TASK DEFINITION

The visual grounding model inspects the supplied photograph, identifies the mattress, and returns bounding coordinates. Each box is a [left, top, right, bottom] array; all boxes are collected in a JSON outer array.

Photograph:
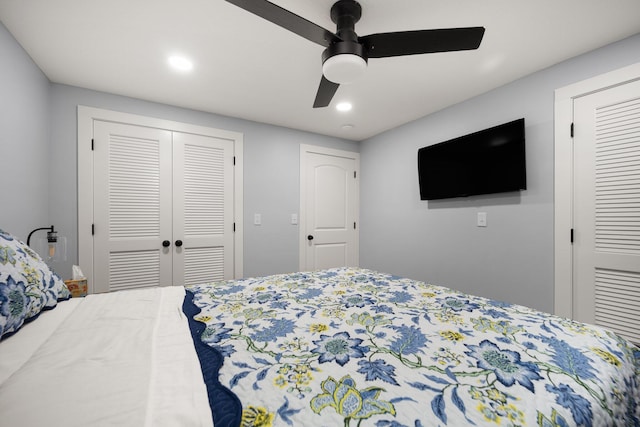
[[1, 268, 639, 427]]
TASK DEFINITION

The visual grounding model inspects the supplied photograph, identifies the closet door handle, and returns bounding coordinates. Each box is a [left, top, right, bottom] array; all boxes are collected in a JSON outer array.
[[175, 240, 183, 247], [307, 235, 314, 241], [162, 240, 171, 247]]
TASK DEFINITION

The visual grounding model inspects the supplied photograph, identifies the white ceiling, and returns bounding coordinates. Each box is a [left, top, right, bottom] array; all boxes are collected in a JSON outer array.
[[1, 0, 639, 141]]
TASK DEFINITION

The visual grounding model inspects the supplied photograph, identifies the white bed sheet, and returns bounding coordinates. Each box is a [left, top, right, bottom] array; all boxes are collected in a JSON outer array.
[[0, 286, 213, 427], [0, 297, 82, 384]]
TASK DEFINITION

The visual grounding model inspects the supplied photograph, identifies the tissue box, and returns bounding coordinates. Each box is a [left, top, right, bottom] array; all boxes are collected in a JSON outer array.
[[64, 279, 88, 298]]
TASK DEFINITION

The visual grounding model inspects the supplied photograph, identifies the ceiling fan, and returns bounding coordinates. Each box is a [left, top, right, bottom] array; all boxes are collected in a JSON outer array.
[[225, 0, 485, 108]]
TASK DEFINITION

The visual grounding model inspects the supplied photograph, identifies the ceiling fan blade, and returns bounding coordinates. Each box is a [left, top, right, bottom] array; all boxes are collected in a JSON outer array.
[[361, 27, 485, 58], [225, 0, 338, 47], [313, 75, 340, 108]]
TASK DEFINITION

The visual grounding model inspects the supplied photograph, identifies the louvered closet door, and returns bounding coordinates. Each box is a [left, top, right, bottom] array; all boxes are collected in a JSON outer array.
[[172, 132, 234, 286], [93, 121, 173, 293], [573, 79, 640, 344]]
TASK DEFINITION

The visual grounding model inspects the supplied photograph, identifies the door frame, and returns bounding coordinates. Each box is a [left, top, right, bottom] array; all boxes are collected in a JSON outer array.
[[554, 62, 640, 318], [299, 144, 360, 271], [77, 106, 244, 293]]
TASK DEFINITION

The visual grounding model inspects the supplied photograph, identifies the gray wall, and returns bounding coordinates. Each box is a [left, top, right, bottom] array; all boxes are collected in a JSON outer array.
[[360, 33, 640, 313], [48, 84, 358, 279], [0, 18, 358, 279], [0, 22, 51, 240], [3, 16, 640, 313]]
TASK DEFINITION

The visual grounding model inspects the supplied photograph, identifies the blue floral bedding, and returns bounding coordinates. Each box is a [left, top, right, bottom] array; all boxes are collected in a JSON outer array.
[[184, 268, 640, 427]]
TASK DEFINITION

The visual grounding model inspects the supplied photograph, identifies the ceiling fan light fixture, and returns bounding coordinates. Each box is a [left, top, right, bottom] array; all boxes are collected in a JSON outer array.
[[322, 53, 367, 84]]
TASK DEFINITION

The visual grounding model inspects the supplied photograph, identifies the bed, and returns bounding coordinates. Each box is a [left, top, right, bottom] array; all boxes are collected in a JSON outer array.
[[1, 228, 639, 426]]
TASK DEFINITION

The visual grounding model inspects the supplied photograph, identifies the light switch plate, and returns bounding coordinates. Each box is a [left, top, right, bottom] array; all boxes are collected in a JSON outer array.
[[477, 212, 487, 227], [254, 213, 261, 225]]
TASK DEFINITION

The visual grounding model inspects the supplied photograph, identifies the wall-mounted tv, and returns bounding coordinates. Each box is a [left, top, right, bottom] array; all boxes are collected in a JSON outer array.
[[418, 118, 526, 200]]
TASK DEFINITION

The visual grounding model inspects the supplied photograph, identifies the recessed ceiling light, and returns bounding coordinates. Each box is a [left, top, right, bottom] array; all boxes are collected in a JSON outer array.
[[336, 102, 352, 112], [168, 55, 193, 72]]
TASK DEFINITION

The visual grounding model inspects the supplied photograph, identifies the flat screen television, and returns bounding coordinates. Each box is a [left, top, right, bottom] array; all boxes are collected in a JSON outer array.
[[418, 118, 526, 200]]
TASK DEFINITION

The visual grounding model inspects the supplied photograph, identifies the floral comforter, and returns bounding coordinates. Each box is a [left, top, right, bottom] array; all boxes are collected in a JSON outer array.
[[185, 268, 640, 427]]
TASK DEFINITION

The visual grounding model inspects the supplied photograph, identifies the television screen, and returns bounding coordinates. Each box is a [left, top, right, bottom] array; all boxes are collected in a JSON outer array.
[[418, 118, 526, 200]]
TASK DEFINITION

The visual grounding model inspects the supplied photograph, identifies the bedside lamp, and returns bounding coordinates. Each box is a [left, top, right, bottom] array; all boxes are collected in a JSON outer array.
[[27, 225, 67, 263]]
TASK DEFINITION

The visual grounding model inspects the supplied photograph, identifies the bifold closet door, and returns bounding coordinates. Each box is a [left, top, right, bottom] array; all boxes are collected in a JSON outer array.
[[93, 121, 173, 293]]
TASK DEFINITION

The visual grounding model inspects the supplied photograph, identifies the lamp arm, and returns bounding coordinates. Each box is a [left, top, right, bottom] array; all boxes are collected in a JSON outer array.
[[27, 225, 54, 246]]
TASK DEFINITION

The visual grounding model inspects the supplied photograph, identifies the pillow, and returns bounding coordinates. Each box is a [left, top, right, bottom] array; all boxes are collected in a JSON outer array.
[[0, 228, 70, 340], [56, 277, 71, 301], [0, 273, 30, 339]]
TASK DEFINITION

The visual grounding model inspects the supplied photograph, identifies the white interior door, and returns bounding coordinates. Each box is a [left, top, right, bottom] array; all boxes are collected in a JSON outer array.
[[573, 79, 640, 343], [93, 121, 173, 293], [172, 132, 235, 286], [300, 145, 359, 271]]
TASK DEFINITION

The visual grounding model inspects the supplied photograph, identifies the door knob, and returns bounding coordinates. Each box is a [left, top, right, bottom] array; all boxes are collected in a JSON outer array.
[[162, 240, 170, 247], [175, 239, 183, 247], [307, 235, 314, 241]]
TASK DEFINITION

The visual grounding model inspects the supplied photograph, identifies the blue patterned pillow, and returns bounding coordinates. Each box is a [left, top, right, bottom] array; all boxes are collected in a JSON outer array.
[[0, 228, 70, 340], [57, 278, 71, 301]]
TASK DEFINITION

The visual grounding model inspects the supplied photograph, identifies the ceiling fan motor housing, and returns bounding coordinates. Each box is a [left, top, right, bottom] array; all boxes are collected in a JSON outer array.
[[322, 0, 368, 84], [331, 0, 361, 36]]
